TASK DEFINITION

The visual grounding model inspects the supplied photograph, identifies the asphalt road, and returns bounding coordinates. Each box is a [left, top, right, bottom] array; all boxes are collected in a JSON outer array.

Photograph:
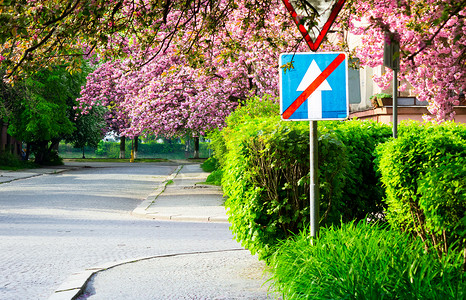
[[0, 162, 244, 300]]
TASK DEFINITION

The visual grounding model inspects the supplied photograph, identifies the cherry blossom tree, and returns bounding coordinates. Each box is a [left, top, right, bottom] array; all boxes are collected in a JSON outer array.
[[334, 0, 466, 122], [0, 0, 279, 80], [76, 1, 306, 157], [2, 0, 464, 123]]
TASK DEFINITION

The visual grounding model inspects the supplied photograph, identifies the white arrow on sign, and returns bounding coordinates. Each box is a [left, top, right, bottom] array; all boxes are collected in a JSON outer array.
[[296, 60, 332, 119]]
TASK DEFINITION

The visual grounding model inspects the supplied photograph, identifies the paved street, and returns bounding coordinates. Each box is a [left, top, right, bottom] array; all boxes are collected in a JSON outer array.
[[0, 162, 243, 300], [78, 250, 271, 300]]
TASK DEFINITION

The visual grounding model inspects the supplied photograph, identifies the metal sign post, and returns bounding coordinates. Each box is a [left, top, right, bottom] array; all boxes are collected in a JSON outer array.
[[309, 120, 319, 237], [383, 31, 400, 138], [280, 53, 348, 237], [393, 69, 398, 138], [280, 0, 347, 237]]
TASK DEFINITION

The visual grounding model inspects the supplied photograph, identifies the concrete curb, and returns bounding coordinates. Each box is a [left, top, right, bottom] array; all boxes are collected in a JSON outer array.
[[143, 212, 229, 223], [48, 249, 245, 300], [131, 165, 183, 217]]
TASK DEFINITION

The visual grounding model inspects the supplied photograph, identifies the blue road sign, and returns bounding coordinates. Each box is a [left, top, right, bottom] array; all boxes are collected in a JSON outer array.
[[280, 52, 349, 120]]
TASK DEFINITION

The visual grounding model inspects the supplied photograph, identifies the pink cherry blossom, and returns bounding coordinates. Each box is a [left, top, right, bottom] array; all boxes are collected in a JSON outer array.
[[77, 1, 306, 138]]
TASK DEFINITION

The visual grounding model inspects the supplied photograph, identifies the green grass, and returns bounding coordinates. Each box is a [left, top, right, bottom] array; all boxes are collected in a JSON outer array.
[[64, 158, 169, 163], [269, 221, 466, 300], [0, 163, 37, 171]]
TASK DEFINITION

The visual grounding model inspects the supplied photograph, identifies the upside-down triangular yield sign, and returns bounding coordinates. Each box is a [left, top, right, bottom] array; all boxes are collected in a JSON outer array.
[[282, 0, 346, 51]]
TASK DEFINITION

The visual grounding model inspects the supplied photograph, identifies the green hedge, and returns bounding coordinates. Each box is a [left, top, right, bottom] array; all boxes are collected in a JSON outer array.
[[208, 94, 280, 167], [201, 157, 222, 185], [222, 117, 312, 257], [320, 120, 392, 221], [375, 121, 466, 258], [59, 140, 210, 159], [213, 96, 466, 296], [215, 96, 391, 258], [270, 221, 466, 299]]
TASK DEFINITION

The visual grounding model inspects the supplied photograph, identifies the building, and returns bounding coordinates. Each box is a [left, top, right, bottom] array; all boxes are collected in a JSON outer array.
[[338, 33, 466, 123], [0, 120, 22, 157]]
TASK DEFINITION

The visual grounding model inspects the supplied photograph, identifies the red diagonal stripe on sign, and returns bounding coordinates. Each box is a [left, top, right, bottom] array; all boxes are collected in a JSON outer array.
[[283, 53, 345, 119]]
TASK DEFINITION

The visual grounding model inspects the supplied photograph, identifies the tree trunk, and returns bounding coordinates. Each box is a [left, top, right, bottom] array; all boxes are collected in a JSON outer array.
[[6, 132, 11, 154], [134, 136, 138, 159], [119, 136, 126, 159], [25, 143, 31, 161], [0, 121, 4, 152], [49, 138, 60, 152], [82, 147, 86, 159], [193, 137, 200, 159], [184, 138, 190, 159], [33, 141, 47, 164]]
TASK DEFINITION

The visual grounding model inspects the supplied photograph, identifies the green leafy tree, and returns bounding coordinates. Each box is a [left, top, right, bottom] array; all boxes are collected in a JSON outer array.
[[66, 105, 106, 158], [2, 65, 95, 164]]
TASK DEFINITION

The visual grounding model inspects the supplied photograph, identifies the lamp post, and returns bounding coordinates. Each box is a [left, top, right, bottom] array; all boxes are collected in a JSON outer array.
[[383, 31, 400, 138]]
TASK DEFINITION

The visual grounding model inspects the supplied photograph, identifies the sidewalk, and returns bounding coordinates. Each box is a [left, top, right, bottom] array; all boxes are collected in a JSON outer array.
[[132, 164, 228, 222]]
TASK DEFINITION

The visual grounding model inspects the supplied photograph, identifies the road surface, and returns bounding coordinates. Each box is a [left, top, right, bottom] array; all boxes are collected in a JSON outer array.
[[0, 162, 243, 300]]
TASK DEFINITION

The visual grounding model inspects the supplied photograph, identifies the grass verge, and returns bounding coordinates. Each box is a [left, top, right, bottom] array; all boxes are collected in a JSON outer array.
[[64, 158, 169, 163], [269, 221, 466, 299]]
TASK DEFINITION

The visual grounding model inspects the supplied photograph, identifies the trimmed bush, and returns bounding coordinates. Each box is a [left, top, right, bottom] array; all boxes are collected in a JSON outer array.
[[208, 94, 279, 166], [320, 120, 392, 221], [222, 117, 314, 258], [270, 221, 466, 300], [216, 96, 392, 258], [201, 156, 219, 172], [201, 157, 222, 185], [375, 121, 466, 259], [205, 169, 222, 186], [207, 129, 227, 166]]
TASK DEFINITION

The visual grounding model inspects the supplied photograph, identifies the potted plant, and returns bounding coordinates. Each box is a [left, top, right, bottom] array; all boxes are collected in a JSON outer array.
[[375, 93, 393, 106]]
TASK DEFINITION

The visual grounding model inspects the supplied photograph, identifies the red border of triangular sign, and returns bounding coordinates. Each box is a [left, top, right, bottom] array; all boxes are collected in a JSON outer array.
[[282, 0, 346, 51]]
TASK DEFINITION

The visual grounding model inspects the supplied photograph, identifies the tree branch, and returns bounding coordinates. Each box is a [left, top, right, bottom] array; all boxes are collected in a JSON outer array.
[[7, 27, 57, 78], [407, 0, 466, 61], [42, 0, 82, 28]]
